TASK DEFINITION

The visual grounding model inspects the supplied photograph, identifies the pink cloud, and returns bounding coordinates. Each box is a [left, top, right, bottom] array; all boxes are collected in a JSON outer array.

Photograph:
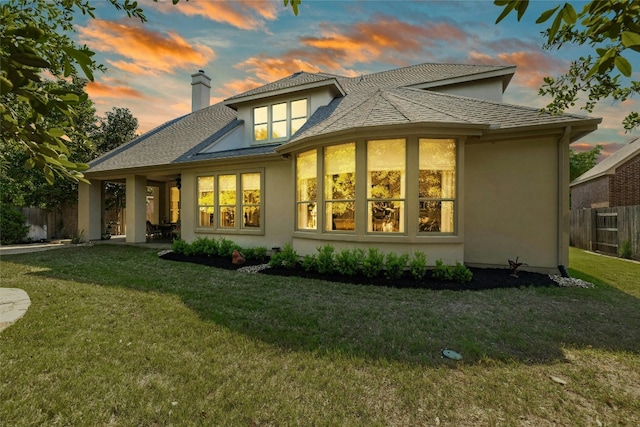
[[78, 20, 215, 75], [86, 80, 145, 99]]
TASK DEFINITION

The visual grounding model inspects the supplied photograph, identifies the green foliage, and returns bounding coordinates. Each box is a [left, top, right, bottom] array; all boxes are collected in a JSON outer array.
[[218, 238, 241, 257], [384, 252, 409, 280], [362, 248, 385, 279], [316, 244, 335, 274], [409, 251, 428, 280], [302, 253, 318, 272], [570, 145, 602, 181], [619, 239, 633, 259], [432, 259, 454, 281], [70, 229, 84, 244], [171, 238, 189, 255], [494, 0, 640, 131], [189, 237, 218, 257], [269, 243, 299, 269], [452, 262, 473, 284], [0, 204, 29, 244], [251, 246, 268, 261], [334, 248, 364, 277]]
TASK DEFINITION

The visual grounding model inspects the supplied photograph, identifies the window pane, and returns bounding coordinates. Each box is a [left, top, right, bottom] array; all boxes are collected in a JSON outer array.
[[419, 201, 454, 232], [242, 206, 260, 228], [297, 202, 317, 230], [296, 150, 317, 202], [291, 117, 306, 135], [242, 173, 261, 204], [218, 175, 236, 205], [272, 120, 287, 139], [325, 143, 355, 200], [254, 106, 267, 124], [325, 202, 355, 231], [254, 124, 268, 141], [368, 201, 403, 233], [367, 139, 405, 199], [220, 207, 235, 228], [272, 102, 286, 121], [199, 207, 214, 227], [291, 99, 307, 119], [197, 176, 214, 206], [419, 139, 456, 198]]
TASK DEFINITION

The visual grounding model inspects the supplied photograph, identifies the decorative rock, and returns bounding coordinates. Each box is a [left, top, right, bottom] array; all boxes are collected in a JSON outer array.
[[232, 250, 246, 265]]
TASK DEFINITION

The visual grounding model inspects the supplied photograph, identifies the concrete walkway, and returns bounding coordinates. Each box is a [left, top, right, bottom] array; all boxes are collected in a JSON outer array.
[[0, 288, 31, 332]]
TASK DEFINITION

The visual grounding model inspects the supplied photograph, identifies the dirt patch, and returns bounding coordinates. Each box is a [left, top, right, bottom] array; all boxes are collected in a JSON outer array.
[[160, 251, 557, 291]]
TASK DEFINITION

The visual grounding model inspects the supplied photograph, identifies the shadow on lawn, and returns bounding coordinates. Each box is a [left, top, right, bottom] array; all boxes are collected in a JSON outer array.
[[7, 245, 640, 367]]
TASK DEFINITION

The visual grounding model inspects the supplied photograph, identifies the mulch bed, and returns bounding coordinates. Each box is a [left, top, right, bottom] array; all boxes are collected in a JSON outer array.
[[160, 251, 558, 291]]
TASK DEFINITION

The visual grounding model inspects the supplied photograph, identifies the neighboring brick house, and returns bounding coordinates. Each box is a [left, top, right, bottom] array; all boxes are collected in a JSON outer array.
[[570, 138, 640, 209]]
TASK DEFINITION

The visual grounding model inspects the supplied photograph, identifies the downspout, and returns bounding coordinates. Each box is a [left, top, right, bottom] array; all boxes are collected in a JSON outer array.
[[557, 126, 571, 275]]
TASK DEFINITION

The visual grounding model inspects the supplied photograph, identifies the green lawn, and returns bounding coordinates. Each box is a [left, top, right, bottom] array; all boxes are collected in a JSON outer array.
[[1, 245, 638, 426]]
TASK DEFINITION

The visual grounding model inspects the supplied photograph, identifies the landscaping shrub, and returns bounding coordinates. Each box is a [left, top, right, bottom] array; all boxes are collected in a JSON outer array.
[[218, 238, 241, 257], [316, 244, 336, 274], [269, 243, 299, 269], [335, 248, 364, 277], [302, 253, 318, 272], [432, 259, 453, 281], [409, 251, 427, 280], [0, 205, 29, 245], [362, 248, 385, 278], [452, 262, 473, 284], [171, 238, 189, 255], [384, 252, 409, 280], [190, 237, 218, 257], [251, 246, 268, 261]]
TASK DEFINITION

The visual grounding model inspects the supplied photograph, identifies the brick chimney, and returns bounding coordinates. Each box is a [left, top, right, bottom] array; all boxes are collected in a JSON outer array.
[[191, 70, 211, 112]]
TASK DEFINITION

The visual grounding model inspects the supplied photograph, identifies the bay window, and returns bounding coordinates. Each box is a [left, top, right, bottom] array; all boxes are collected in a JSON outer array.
[[242, 173, 261, 228]]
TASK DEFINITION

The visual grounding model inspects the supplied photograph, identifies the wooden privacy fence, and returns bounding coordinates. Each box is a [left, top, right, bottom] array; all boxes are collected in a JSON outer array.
[[570, 205, 640, 259]]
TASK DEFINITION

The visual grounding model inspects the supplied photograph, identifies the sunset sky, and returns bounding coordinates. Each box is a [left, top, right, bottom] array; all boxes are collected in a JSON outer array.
[[75, 0, 639, 158]]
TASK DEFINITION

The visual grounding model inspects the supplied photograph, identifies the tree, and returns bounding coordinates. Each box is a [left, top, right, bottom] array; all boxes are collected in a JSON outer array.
[[570, 144, 602, 181], [0, 0, 151, 185], [494, 1, 640, 131], [93, 107, 138, 154]]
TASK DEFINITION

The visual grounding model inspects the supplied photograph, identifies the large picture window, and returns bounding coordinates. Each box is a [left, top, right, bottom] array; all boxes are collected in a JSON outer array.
[[196, 171, 262, 232], [367, 139, 405, 233], [419, 139, 456, 233], [253, 99, 308, 143], [296, 149, 317, 230], [325, 142, 355, 231]]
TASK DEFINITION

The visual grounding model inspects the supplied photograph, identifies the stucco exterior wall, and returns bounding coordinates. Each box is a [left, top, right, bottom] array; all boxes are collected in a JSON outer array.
[[571, 176, 610, 209], [431, 79, 505, 103], [464, 137, 561, 272]]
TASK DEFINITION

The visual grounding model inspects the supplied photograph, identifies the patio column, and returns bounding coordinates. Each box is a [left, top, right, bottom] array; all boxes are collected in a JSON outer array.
[[78, 179, 103, 241], [126, 175, 147, 243]]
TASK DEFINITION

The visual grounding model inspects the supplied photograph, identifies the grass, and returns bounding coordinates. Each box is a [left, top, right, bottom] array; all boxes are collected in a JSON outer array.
[[1, 245, 639, 426]]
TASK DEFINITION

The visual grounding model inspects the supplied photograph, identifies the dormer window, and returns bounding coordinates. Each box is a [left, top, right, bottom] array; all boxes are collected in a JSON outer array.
[[253, 98, 308, 143]]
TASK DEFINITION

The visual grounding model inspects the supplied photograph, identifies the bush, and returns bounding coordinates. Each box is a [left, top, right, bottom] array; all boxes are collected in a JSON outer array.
[[0, 205, 28, 245], [218, 238, 241, 257], [384, 252, 409, 280], [335, 248, 363, 277], [252, 246, 268, 261], [269, 243, 299, 269], [302, 253, 318, 272], [190, 237, 218, 257], [432, 259, 453, 281], [362, 248, 385, 278], [171, 238, 189, 255], [71, 229, 85, 245], [452, 262, 473, 284], [619, 239, 633, 259], [316, 244, 335, 274], [409, 251, 427, 280]]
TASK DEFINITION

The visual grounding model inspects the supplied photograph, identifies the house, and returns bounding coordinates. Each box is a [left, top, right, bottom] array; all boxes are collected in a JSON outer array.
[[570, 138, 640, 209], [78, 63, 601, 273]]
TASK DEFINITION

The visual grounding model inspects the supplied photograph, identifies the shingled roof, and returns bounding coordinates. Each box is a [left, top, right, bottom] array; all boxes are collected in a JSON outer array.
[[86, 62, 599, 175], [571, 137, 640, 186]]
